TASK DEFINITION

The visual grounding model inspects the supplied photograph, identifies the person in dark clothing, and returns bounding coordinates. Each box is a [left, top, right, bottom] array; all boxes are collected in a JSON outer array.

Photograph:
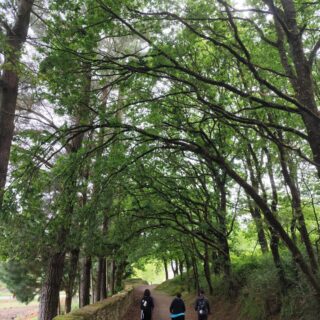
[[140, 288, 154, 320], [195, 289, 211, 320], [170, 292, 186, 319]]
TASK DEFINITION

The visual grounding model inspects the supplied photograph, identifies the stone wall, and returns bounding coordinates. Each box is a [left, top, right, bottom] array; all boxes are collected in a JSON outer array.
[[54, 279, 147, 320]]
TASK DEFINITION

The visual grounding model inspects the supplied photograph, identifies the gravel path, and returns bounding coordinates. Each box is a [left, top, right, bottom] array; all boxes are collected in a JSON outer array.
[[122, 285, 200, 320]]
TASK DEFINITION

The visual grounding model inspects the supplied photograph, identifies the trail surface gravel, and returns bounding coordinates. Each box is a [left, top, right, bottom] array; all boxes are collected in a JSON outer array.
[[122, 285, 207, 320]]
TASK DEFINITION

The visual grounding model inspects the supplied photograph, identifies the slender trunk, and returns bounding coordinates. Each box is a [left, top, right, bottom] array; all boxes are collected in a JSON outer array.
[[219, 237, 231, 278], [215, 172, 232, 278], [278, 143, 318, 273], [80, 256, 91, 307], [95, 258, 103, 302], [184, 254, 191, 292], [269, 229, 288, 294], [111, 259, 116, 295], [267, 0, 320, 176], [171, 260, 178, 276], [248, 201, 269, 253], [78, 275, 81, 308], [65, 291, 72, 315], [245, 150, 269, 253], [212, 250, 220, 274], [115, 261, 127, 290], [191, 256, 200, 293], [210, 153, 320, 295], [91, 272, 95, 303], [204, 244, 213, 295], [64, 249, 79, 313], [39, 252, 65, 320], [0, 0, 34, 205], [100, 258, 107, 299], [163, 259, 169, 280], [178, 259, 184, 279]]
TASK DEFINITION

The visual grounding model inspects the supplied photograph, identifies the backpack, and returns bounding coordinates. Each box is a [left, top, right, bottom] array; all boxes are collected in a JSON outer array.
[[198, 298, 208, 315], [141, 298, 149, 310]]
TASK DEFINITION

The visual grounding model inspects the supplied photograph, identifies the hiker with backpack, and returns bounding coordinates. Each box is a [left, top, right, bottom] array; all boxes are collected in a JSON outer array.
[[140, 288, 154, 320], [195, 289, 211, 320], [169, 292, 186, 319]]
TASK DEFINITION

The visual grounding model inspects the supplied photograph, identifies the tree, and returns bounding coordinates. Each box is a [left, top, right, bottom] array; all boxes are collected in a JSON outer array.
[[0, 0, 34, 205]]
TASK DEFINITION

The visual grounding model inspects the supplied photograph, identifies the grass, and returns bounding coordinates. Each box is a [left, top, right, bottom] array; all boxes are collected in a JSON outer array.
[[0, 297, 38, 309], [156, 276, 186, 295]]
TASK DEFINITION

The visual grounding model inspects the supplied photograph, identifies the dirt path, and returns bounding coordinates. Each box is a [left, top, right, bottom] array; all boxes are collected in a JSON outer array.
[[122, 285, 201, 320]]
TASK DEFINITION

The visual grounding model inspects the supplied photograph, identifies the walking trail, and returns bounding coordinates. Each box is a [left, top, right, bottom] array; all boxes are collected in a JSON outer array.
[[122, 285, 203, 320]]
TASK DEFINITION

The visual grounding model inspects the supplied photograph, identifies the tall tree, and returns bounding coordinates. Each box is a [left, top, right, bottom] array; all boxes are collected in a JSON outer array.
[[0, 0, 34, 205]]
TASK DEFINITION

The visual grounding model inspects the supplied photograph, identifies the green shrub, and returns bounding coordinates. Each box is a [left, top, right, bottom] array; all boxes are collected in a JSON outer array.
[[156, 277, 186, 295], [238, 255, 280, 320]]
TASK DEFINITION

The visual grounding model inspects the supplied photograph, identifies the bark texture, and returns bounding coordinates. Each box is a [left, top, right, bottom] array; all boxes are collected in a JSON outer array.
[[80, 256, 91, 307], [38, 252, 65, 320], [0, 0, 34, 204]]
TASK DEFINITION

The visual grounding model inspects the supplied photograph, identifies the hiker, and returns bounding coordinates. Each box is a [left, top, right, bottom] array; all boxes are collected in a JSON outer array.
[[170, 292, 186, 320], [140, 288, 154, 320], [195, 289, 211, 320]]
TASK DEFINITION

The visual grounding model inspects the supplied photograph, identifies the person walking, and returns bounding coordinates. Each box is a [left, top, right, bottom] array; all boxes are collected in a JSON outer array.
[[195, 289, 211, 320], [170, 292, 186, 319], [140, 288, 154, 320]]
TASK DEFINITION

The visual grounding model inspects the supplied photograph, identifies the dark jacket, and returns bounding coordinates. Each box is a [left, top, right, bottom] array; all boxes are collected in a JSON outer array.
[[195, 296, 211, 314], [140, 296, 154, 312], [170, 297, 186, 314]]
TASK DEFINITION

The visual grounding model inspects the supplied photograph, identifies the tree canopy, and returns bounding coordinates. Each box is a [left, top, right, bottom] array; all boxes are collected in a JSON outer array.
[[1, 0, 320, 319]]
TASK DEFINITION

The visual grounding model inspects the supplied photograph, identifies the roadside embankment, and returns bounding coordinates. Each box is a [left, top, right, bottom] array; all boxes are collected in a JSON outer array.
[[54, 279, 148, 320]]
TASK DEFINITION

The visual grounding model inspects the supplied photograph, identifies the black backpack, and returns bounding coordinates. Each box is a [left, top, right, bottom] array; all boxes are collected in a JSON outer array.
[[198, 298, 208, 315]]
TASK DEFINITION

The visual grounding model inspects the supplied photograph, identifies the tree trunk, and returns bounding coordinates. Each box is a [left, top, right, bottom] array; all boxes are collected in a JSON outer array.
[[248, 202, 269, 253], [269, 229, 288, 294], [111, 259, 116, 295], [210, 153, 320, 296], [184, 254, 192, 292], [99, 215, 108, 299], [115, 261, 127, 290], [245, 150, 269, 253], [64, 249, 79, 313], [278, 142, 318, 273], [191, 256, 200, 293], [80, 256, 91, 308], [0, 0, 34, 205], [267, 0, 320, 176], [39, 252, 65, 320], [214, 170, 232, 278], [163, 258, 169, 280], [95, 258, 103, 302], [100, 258, 107, 299], [178, 259, 184, 279], [204, 244, 213, 295], [91, 272, 95, 303], [171, 260, 178, 276]]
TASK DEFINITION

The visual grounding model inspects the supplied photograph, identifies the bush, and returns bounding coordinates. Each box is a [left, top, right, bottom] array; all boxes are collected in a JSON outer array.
[[156, 276, 186, 295], [238, 255, 281, 320], [235, 251, 320, 320]]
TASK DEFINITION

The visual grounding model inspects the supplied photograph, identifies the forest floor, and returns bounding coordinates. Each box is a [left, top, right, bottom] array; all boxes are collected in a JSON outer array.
[[0, 297, 38, 320], [122, 285, 240, 320], [0, 285, 38, 320]]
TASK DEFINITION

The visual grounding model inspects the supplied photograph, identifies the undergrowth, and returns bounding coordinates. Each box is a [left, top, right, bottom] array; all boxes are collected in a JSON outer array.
[[157, 251, 320, 320]]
